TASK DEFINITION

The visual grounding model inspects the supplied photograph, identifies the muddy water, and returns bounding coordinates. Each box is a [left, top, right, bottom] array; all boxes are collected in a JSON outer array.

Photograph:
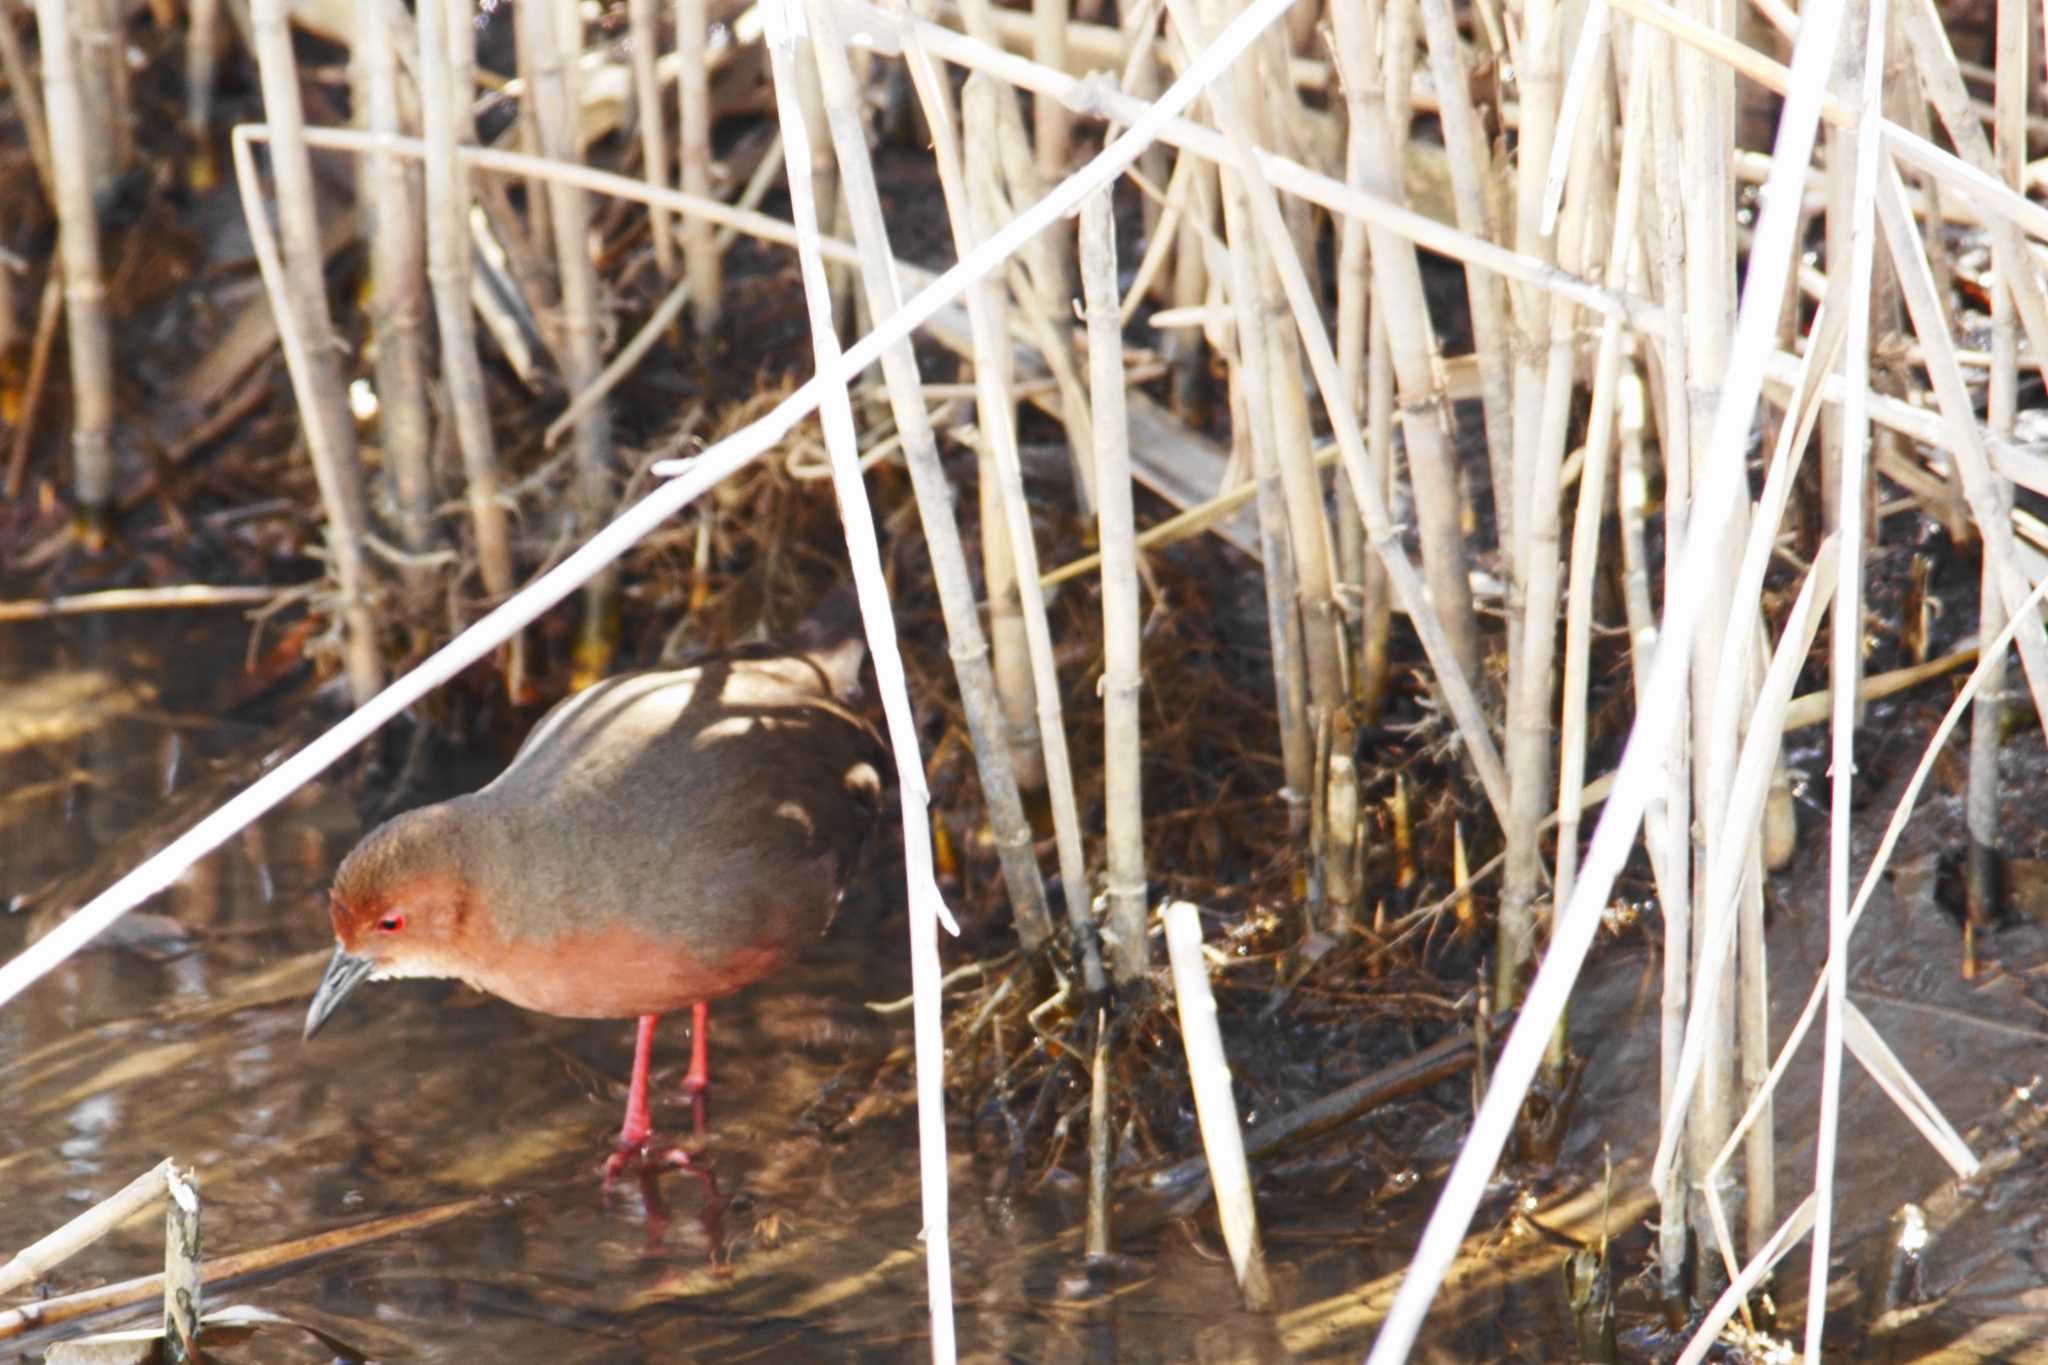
[[9, 616, 2048, 1361]]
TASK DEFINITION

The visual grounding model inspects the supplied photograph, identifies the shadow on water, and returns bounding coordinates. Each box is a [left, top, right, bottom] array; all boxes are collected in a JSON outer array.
[[12, 613, 2048, 1361]]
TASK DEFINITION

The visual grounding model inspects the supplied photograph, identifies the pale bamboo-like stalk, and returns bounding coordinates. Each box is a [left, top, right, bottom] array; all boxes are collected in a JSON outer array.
[[242, 0, 383, 702], [65, 0, 119, 191], [1167, 157, 1212, 416], [1085, 1006, 1112, 1256], [418, 0, 517, 643], [1501, 0, 1594, 1012], [1657, 265, 1839, 1112], [518, 0, 619, 679], [677, 0, 718, 330], [513, 1, 553, 269], [0, 0, 52, 200], [1357, 307, 1394, 720], [962, 77, 1046, 797], [31, 0, 116, 525], [1411, 0, 1513, 566], [1119, 0, 1169, 251], [356, 0, 434, 560], [1080, 187, 1148, 986], [1641, 31, 1699, 1303], [1189, 0, 1313, 840], [1323, 0, 1481, 686], [185, 0, 221, 184], [1331, 41, 1371, 720], [756, 8, 957, 1351], [630, 0, 674, 279], [1556, 21, 1653, 923], [960, 72, 1102, 993], [0, 1160, 170, 1297], [162, 1167, 199, 1364], [1162, 901, 1272, 1310], [1032, 0, 1070, 184], [1677, 0, 1744, 1287], [1808, 0, 1889, 1344], [1966, 0, 2024, 965], [974, 6, 1093, 514], [800, 0, 1058, 954], [1207, 0, 1340, 862]]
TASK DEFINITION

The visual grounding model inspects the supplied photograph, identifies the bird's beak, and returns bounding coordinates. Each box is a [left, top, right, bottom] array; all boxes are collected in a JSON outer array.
[[304, 943, 375, 1040]]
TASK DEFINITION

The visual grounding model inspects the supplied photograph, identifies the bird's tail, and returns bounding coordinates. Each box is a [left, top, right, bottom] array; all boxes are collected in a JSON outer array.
[[794, 583, 873, 703]]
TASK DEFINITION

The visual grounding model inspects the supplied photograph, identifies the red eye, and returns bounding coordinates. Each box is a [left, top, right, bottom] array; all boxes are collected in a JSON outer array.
[[375, 913, 406, 933]]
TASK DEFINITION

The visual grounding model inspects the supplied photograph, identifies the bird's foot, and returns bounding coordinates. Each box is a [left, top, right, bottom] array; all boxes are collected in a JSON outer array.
[[603, 1132, 707, 1190]]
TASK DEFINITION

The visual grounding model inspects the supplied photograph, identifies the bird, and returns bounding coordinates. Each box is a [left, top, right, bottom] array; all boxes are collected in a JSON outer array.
[[303, 592, 886, 1180]]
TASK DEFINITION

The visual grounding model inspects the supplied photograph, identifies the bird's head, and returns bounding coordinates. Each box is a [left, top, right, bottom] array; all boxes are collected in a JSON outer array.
[[304, 806, 480, 1040]]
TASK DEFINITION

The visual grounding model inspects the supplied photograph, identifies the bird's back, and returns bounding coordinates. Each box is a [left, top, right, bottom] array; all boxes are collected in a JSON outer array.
[[465, 653, 885, 964]]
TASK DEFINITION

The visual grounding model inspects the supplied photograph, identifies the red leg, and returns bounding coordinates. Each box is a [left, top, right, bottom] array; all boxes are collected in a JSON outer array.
[[683, 1000, 710, 1134], [604, 1013, 661, 1185]]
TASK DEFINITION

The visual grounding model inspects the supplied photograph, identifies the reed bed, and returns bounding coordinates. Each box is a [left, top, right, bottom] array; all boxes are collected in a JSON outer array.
[[4, 0, 2047, 1354]]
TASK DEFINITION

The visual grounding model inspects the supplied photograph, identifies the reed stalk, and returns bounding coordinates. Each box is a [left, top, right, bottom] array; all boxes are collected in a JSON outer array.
[[959, 71, 1103, 993], [1964, 0, 2025, 971], [1192, 0, 1313, 844], [629, 0, 674, 279], [65, 0, 119, 192], [1080, 187, 1149, 986], [355, 0, 434, 563], [1163, 901, 1272, 1309], [31, 0, 116, 529], [962, 76, 1046, 797], [0, 0, 52, 200], [183, 0, 221, 185], [417, 0, 518, 670], [243, 0, 382, 701], [677, 0, 718, 330], [516, 0, 621, 683]]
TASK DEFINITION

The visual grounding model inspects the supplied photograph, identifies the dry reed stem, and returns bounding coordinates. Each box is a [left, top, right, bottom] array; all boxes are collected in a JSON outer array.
[[0, 1198, 491, 1340], [0, 1, 52, 200], [1187, 0, 1312, 842], [162, 1166, 199, 1364], [417, 0, 518, 670], [0, 1159, 170, 1297], [355, 0, 434, 560], [629, 0, 674, 279], [517, 0, 620, 681], [956, 73, 1102, 992], [241, 0, 382, 703], [1080, 188, 1148, 986], [31, 0, 116, 520], [1162, 901, 1271, 1309], [1876, 164, 2048, 727], [678, 0, 719, 329], [1804, 0, 1890, 1342]]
